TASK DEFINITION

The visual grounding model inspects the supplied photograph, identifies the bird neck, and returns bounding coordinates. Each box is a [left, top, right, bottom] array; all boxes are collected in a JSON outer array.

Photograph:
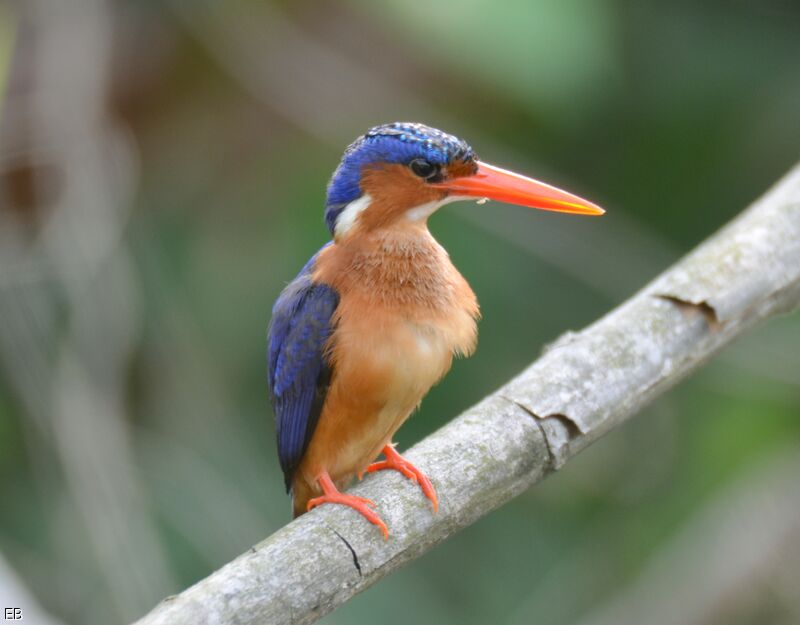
[[348, 220, 441, 264], [313, 223, 464, 310]]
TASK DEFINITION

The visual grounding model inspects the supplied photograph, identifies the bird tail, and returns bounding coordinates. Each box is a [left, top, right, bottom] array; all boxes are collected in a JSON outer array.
[[291, 477, 314, 518]]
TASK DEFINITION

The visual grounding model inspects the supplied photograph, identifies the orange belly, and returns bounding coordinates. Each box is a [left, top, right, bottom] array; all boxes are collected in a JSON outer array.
[[292, 224, 479, 512], [298, 309, 456, 486]]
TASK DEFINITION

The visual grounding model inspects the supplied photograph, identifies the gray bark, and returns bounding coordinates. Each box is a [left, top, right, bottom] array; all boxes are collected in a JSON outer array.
[[133, 163, 800, 625]]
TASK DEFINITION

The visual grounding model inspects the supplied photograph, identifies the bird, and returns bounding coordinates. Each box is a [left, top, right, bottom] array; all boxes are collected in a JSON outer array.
[[267, 122, 603, 538]]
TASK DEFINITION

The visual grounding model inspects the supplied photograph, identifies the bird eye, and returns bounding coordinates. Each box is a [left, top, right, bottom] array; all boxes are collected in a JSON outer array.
[[409, 158, 439, 180]]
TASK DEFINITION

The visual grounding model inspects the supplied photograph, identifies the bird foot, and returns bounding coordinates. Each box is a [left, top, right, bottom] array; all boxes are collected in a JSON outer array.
[[307, 471, 389, 539], [366, 444, 438, 513]]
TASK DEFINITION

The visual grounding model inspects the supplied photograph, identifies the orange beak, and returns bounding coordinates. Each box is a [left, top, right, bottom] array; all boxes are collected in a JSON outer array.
[[435, 161, 604, 216]]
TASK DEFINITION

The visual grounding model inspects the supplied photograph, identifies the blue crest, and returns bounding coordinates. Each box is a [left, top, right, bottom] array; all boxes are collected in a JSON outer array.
[[324, 122, 476, 234]]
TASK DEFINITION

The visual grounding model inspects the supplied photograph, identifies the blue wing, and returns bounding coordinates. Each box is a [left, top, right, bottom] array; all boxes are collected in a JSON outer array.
[[268, 245, 339, 492]]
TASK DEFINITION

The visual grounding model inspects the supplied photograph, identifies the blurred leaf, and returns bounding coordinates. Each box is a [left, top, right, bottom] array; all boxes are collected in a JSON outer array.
[[349, 0, 618, 114], [0, 3, 16, 120]]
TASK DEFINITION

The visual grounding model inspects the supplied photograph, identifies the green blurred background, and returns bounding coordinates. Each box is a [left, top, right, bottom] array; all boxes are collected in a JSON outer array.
[[1, 1, 799, 624]]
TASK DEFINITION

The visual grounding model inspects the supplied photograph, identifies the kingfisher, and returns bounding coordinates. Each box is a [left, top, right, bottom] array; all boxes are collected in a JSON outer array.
[[268, 122, 603, 538]]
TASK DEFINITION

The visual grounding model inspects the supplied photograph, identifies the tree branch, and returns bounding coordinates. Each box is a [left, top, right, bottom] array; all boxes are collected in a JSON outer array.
[[134, 163, 800, 625]]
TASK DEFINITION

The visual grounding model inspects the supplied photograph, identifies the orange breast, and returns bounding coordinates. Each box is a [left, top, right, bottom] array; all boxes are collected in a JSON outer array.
[[296, 224, 479, 490]]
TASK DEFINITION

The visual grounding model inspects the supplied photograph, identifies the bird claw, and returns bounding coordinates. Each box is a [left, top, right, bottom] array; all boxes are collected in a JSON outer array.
[[307, 472, 388, 539], [365, 445, 438, 513]]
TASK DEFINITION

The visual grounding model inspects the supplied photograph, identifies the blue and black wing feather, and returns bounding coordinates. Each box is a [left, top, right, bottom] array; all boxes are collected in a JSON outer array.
[[268, 246, 339, 491]]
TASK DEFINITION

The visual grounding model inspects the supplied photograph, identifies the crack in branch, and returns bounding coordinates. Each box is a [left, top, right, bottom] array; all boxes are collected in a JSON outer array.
[[504, 397, 581, 472], [548, 413, 582, 439], [656, 294, 721, 331], [330, 528, 362, 577]]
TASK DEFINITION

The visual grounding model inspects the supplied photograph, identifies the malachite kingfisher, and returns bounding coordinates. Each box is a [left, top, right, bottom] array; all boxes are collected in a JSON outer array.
[[268, 122, 603, 538]]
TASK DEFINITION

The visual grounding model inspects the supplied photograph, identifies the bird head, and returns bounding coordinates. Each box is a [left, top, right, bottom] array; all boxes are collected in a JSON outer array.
[[325, 122, 603, 240]]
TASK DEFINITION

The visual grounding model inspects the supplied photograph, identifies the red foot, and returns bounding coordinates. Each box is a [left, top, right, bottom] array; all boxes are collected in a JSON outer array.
[[366, 445, 438, 513], [307, 472, 389, 539]]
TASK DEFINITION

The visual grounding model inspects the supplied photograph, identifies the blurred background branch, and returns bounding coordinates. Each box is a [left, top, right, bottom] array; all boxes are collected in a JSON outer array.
[[570, 446, 800, 625], [1, 0, 173, 621], [134, 163, 800, 625], [1, 2, 799, 625], [0, 551, 65, 625]]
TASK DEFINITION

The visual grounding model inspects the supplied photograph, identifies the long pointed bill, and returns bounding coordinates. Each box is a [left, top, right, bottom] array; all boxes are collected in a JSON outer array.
[[435, 161, 604, 216]]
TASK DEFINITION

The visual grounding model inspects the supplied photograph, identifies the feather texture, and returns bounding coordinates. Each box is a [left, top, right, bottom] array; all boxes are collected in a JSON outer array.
[[286, 223, 479, 514], [268, 245, 339, 491]]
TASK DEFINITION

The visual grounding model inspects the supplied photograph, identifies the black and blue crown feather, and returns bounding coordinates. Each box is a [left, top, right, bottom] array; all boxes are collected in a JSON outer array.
[[324, 123, 475, 234]]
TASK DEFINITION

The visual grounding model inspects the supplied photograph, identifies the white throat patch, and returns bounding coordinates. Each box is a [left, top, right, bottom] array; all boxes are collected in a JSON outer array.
[[335, 193, 472, 237], [405, 195, 466, 222], [334, 194, 372, 238]]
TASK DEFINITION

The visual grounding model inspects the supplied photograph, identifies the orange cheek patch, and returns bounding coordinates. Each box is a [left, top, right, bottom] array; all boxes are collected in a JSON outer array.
[[357, 164, 447, 231]]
